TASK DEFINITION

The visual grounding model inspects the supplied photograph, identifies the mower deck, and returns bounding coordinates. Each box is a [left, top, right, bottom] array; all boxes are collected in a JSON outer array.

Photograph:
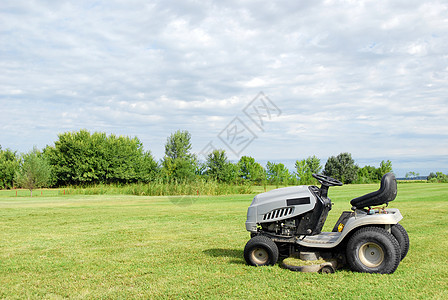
[[281, 253, 339, 273]]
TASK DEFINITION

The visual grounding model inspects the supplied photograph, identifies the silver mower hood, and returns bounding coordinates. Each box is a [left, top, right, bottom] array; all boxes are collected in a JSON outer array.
[[245, 186, 317, 232]]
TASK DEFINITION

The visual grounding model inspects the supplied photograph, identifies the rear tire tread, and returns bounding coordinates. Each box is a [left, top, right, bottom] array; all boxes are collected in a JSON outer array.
[[391, 223, 410, 260], [346, 226, 401, 274]]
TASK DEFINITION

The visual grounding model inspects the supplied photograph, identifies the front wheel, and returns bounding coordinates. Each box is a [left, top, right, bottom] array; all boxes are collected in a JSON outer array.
[[346, 226, 401, 274], [244, 235, 279, 266]]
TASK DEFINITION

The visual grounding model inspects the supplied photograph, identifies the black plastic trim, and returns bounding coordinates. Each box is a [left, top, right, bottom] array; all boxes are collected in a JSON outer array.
[[287, 197, 311, 206]]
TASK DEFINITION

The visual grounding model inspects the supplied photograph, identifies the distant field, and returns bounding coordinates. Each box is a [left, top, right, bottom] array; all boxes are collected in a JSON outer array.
[[0, 183, 447, 298]]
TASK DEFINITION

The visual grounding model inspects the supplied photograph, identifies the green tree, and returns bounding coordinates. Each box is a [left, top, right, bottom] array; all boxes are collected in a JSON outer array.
[[44, 130, 158, 185], [237, 156, 265, 184], [295, 156, 322, 185], [266, 161, 293, 186], [165, 130, 193, 160], [427, 172, 437, 181], [206, 149, 227, 181], [356, 160, 393, 183], [194, 161, 207, 176], [356, 165, 378, 183], [324, 152, 358, 184], [306, 155, 322, 174], [104, 134, 158, 183], [44, 130, 106, 185], [295, 159, 308, 184], [0, 146, 19, 189], [137, 151, 160, 182], [405, 171, 420, 179], [205, 149, 237, 183], [428, 172, 448, 183], [378, 160, 393, 178], [162, 130, 196, 182], [15, 147, 51, 196]]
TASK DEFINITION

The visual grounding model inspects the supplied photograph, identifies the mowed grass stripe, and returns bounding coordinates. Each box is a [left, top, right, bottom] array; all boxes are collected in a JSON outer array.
[[0, 183, 447, 299]]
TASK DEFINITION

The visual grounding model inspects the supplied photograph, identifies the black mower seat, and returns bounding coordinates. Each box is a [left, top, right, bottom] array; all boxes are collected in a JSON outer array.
[[350, 172, 397, 209]]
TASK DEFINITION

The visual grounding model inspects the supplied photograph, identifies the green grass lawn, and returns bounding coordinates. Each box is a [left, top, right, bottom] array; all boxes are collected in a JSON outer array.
[[1, 183, 447, 299]]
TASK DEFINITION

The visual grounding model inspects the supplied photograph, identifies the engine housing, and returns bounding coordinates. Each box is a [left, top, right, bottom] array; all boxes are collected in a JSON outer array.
[[245, 185, 332, 236]]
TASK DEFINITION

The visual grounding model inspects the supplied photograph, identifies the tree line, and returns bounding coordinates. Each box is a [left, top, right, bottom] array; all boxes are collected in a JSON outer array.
[[1, 129, 436, 194]]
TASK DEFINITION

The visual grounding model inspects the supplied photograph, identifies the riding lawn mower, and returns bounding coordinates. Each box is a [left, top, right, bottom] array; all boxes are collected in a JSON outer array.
[[244, 173, 409, 274]]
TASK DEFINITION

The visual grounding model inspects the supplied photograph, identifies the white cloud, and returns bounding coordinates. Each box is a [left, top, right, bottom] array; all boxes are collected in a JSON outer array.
[[1, 0, 447, 175]]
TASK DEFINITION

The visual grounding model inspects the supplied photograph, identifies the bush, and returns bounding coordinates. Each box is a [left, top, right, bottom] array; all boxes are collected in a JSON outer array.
[[427, 172, 448, 183], [0, 146, 19, 189], [44, 130, 158, 186]]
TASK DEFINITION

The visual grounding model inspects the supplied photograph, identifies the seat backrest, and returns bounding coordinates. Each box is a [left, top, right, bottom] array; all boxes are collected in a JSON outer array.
[[350, 172, 397, 209]]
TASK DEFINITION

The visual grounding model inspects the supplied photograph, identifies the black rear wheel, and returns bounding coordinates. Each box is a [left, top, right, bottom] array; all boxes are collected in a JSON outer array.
[[244, 236, 279, 266], [346, 226, 401, 274], [391, 223, 410, 260]]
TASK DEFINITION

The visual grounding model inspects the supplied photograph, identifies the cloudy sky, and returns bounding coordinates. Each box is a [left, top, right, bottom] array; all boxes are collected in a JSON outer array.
[[1, 0, 447, 176]]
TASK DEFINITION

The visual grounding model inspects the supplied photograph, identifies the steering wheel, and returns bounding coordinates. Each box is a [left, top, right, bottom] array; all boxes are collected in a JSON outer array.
[[312, 174, 343, 186]]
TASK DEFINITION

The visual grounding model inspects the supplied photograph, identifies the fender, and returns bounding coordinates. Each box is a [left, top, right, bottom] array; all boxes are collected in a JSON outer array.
[[296, 208, 403, 248]]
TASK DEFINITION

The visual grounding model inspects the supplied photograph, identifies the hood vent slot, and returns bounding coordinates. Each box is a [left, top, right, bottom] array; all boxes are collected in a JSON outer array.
[[263, 207, 294, 221]]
